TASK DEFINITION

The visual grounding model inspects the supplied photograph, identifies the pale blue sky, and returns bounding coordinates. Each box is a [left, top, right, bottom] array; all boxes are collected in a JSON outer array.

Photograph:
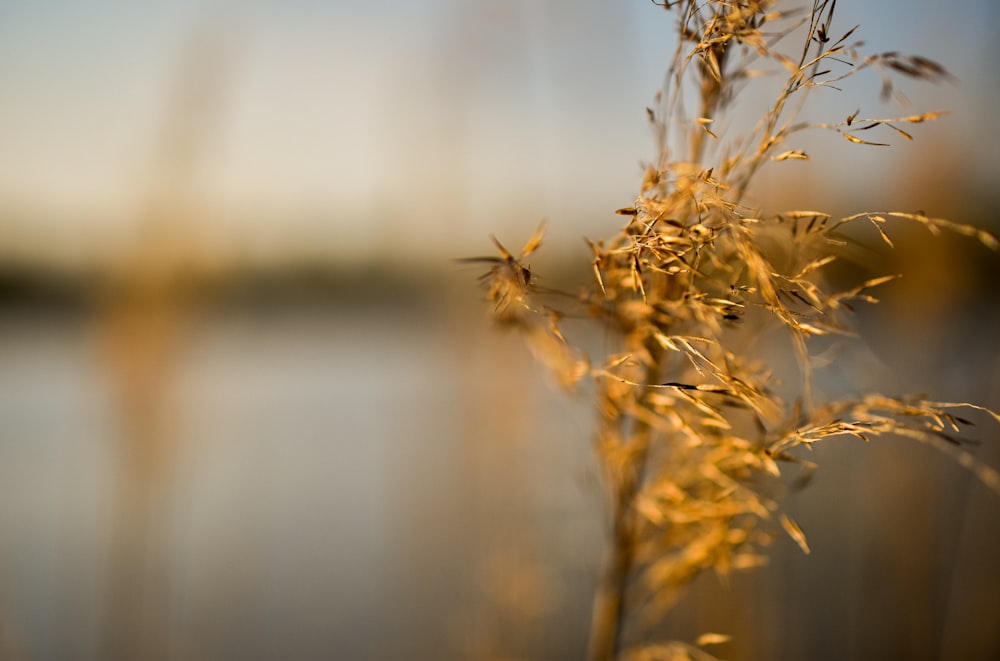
[[0, 0, 996, 267]]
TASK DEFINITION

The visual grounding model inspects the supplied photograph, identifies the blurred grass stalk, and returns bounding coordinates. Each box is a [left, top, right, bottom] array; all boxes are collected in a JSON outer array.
[[467, 2, 1000, 659], [96, 25, 231, 660]]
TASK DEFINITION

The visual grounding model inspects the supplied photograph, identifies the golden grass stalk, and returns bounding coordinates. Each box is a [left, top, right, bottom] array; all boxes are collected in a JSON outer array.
[[468, 1, 998, 659]]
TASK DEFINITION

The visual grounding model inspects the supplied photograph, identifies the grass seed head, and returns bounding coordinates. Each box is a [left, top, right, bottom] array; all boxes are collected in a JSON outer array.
[[466, 2, 999, 656]]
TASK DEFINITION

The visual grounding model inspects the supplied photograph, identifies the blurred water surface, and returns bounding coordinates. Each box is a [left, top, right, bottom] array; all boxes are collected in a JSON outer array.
[[0, 300, 603, 660], [0, 280, 998, 659]]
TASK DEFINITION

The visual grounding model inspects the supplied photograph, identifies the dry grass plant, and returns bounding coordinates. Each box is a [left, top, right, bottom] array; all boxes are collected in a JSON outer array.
[[465, 1, 999, 660], [97, 26, 231, 661]]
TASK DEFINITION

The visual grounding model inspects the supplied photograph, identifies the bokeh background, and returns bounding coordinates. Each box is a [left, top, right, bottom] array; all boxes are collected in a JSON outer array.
[[1, 1, 999, 659]]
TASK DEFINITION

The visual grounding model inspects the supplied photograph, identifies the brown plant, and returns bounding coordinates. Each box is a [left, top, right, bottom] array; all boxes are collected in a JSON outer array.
[[467, 2, 999, 659]]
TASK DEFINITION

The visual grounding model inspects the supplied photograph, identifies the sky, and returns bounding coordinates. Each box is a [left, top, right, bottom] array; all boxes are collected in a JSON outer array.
[[0, 0, 997, 269]]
